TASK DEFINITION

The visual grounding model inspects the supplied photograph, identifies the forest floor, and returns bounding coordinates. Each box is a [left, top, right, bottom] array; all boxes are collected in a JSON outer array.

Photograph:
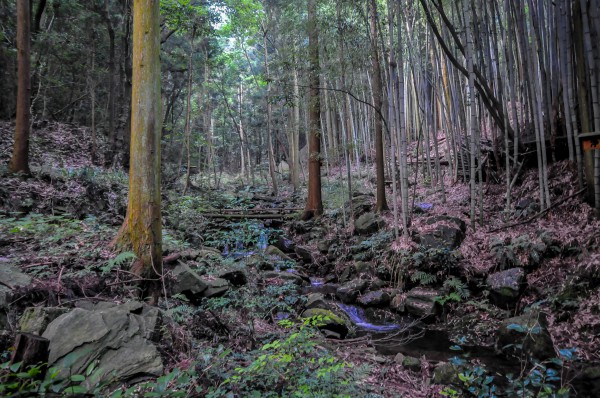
[[0, 120, 599, 397]]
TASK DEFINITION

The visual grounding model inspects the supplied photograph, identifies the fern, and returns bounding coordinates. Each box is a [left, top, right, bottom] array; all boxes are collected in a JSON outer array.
[[443, 277, 470, 300], [101, 251, 136, 275], [410, 271, 436, 285]]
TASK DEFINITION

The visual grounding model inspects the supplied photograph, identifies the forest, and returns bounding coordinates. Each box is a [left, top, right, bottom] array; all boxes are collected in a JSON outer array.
[[0, 0, 600, 396]]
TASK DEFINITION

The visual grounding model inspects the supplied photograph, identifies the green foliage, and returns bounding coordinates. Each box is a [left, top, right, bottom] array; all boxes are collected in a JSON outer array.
[[490, 233, 560, 270], [0, 360, 114, 397], [445, 344, 575, 398], [101, 251, 136, 276], [204, 220, 280, 253], [207, 317, 369, 397], [436, 277, 471, 305], [410, 271, 437, 285], [203, 283, 305, 319]]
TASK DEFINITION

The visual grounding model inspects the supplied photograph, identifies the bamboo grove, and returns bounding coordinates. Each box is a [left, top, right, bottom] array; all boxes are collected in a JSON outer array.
[[1, 0, 599, 228]]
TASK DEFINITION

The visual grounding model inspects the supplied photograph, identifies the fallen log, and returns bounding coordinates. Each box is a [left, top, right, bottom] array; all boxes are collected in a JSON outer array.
[[202, 213, 297, 220]]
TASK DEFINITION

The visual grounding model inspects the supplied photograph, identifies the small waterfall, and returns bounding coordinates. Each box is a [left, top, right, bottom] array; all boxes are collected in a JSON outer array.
[[337, 303, 401, 332]]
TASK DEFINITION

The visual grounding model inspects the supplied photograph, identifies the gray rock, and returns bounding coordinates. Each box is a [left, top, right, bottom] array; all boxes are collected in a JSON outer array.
[[355, 213, 383, 236], [246, 253, 275, 271], [0, 264, 32, 289], [394, 353, 421, 371], [347, 194, 373, 219], [357, 291, 391, 307], [390, 293, 406, 313], [336, 279, 368, 304], [317, 240, 331, 254], [19, 307, 69, 335], [170, 263, 208, 303], [42, 302, 163, 391], [203, 278, 230, 298], [487, 268, 525, 308], [266, 245, 295, 263], [497, 310, 555, 360], [305, 293, 329, 310], [0, 265, 32, 309], [418, 216, 467, 250], [217, 268, 247, 286], [405, 288, 440, 318], [262, 271, 308, 286], [355, 261, 374, 276], [432, 362, 460, 385], [294, 246, 314, 264]]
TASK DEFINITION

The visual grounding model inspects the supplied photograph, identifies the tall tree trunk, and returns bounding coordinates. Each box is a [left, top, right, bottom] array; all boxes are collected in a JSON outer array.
[[9, 0, 31, 175], [101, 0, 117, 167], [114, 0, 162, 303], [183, 27, 196, 195], [303, 0, 323, 220], [370, 0, 389, 212], [263, 32, 278, 196]]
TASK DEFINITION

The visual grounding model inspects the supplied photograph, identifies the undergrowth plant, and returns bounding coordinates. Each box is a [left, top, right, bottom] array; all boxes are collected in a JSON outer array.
[[207, 316, 370, 398]]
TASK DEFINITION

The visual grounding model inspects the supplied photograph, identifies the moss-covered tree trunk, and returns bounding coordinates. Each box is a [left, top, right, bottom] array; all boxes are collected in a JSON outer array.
[[115, 0, 162, 302], [9, 0, 31, 174]]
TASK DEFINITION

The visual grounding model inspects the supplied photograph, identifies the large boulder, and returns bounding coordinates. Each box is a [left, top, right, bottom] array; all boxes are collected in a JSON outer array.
[[336, 279, 368, 304], [305, 293, 329, 310], [417, 216, 466, 250], [170, 263, 208, 303], [487, 268, 525, 308], [496, 310, 555, 361], [42, 302, 163, 391], [357, 290, 391, 307], [355, 212, 383, 236], [405, 287, 440, 318]]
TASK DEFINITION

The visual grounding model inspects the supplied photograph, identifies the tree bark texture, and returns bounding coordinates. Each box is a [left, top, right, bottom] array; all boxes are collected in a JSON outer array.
[[303, 0, 323, 220], [9, 0, 31, 174], [115, 0, 162, 302]]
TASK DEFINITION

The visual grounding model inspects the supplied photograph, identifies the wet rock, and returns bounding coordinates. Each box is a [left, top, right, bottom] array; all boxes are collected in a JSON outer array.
[[357, 290, 391, 307], [203, 278, 230, 298], [170, 263, 208, 303], [394, 353, 422, 371], [217, 268, 247, 286], [19, 307, 69, 335], [301, 308, 350, 339], [496, 310, 555, 360], [355, 212, 384, 236], [405, 287, 440, 318], [487, 268, 525, 308], [336, 279, 368, 304], [42, 302, 163, 391]]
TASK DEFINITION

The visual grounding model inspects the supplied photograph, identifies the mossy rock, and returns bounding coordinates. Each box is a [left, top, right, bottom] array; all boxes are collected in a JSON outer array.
[[301, 308, 350, 339]]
